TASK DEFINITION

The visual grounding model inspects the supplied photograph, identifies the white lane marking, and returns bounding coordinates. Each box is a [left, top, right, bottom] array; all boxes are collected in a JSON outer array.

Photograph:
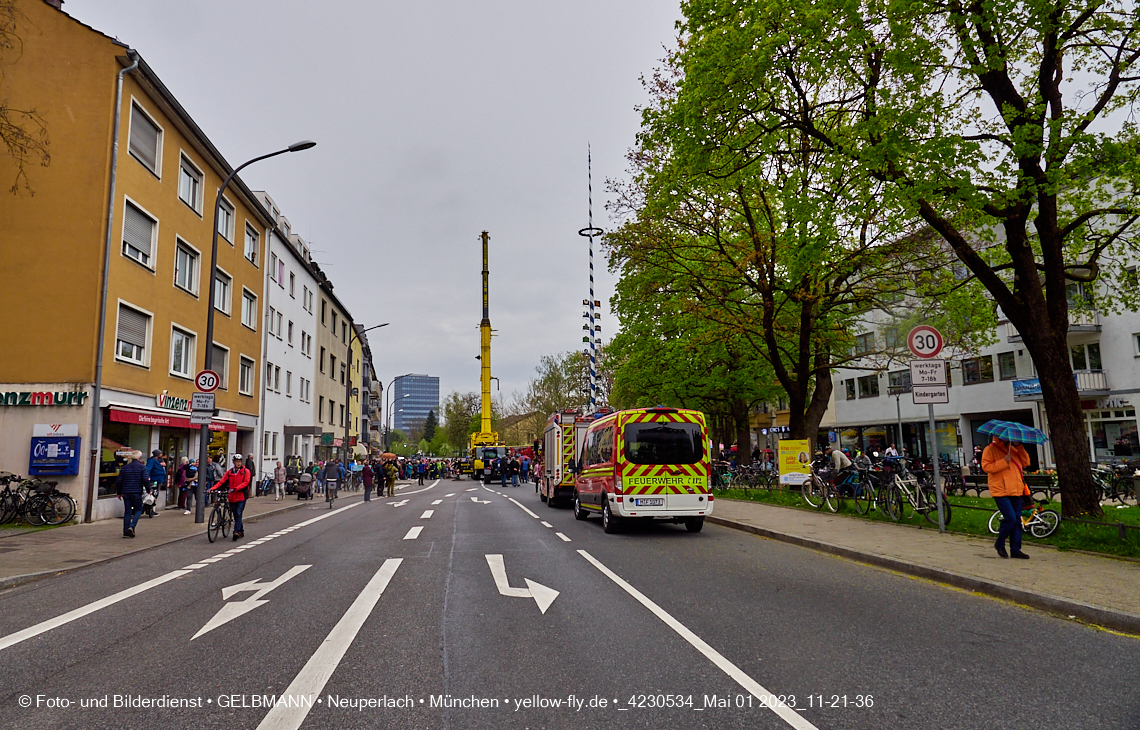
[[183, 563, 208, 569], [470, 496, 492, 504], [577, 550, 817, 730], [556, 533, 571, 542], [0, 570, 190, 651], [484, 554, 559, 614], [403, 526, 423, 540], [541, 521, 553, 528], [508, 497, 540, 518], [444, 493, 456, 497], [387, 499, 409, 508], [193, 565, 311, 640], [201, 558, 222, 563], [256, 559, 402, 730], [431, 499, 442, 505], [465, 488, 478, 492], [398, 480, 440, 496], [420, 510, 434, 519]]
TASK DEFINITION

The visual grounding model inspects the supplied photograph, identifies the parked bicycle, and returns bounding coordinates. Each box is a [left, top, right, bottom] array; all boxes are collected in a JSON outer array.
[[987, 499, 1060, 538], [0, 472, 76, 526], [882, 456, 952, 526], [1093, 463, 1137, 505]]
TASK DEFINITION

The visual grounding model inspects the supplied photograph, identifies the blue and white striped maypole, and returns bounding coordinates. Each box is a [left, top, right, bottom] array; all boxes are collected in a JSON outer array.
[[579, 145, 604, 411]]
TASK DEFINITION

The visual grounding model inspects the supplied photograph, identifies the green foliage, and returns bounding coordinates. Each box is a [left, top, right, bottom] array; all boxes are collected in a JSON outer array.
[[423, 410, 437, 443], [441, 392, 480, 448]]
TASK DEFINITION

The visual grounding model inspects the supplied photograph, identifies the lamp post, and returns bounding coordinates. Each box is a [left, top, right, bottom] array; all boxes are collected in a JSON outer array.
[[384, 373, 414, 450], [345, 324, 388, 463], [194, 140, 316, 524], [386, 394, 411, 451]]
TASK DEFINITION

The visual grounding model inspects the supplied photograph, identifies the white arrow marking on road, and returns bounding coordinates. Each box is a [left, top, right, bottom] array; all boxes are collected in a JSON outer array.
[[484, 554, 559, 614], [471, 496, 492, 504], [193, 565, 311, 640], [387, 499, 408, 507]]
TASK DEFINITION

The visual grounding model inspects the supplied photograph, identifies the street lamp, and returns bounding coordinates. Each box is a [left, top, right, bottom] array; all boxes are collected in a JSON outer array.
[[345, 323, 388, 463], [194, 140, 316, 524], [386, 394, 412, 450], [384, 373, 414, 450]]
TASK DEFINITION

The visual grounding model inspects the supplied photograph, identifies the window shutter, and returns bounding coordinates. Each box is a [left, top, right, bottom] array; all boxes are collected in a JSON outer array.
[[123, 203, 154, 259], [212, 345, 227, 378], [129, 106, 159, 172], [117, 306, 148, 348]]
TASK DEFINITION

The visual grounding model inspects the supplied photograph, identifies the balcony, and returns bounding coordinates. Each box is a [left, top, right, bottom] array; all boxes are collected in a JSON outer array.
[[1013, 369, 1109, 401], [1007, 311, 1100, 342]]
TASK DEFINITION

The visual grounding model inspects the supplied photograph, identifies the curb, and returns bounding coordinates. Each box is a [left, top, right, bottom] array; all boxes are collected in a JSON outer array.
[[707, 514, 1140, 636], [0, 497, 340, 593]]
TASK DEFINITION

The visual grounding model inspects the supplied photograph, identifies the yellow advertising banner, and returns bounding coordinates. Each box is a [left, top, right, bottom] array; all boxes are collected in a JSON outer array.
[[778, 439, 813, 484]]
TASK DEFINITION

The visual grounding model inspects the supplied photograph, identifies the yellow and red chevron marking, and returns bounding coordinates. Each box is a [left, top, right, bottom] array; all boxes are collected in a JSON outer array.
[[613, 408, 709, 494], [560, 426, 576, 486]]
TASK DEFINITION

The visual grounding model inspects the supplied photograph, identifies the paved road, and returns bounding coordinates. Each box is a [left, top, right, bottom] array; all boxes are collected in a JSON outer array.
[[0, 479, 1136, 729]]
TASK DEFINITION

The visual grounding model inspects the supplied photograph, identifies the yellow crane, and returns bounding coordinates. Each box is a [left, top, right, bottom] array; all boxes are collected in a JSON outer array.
[[469, 231, 505, 481]]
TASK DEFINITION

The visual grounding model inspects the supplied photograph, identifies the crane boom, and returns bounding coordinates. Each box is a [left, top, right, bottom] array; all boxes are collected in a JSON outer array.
[[470, 230, 499, 451]]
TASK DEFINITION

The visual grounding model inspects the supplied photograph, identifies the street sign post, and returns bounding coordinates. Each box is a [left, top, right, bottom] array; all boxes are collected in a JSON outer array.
[[906, 326, 947, 534], [195, 370, 220, 393], [190, 411, 213, 426], [191, 392, 215, 411]]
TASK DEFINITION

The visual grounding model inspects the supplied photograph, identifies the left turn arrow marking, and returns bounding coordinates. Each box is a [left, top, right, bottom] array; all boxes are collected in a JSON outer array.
[[192, 565, 310, 640]]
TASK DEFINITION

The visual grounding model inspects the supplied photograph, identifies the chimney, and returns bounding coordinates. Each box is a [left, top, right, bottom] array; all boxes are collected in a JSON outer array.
[[44, 0, 64, 9]]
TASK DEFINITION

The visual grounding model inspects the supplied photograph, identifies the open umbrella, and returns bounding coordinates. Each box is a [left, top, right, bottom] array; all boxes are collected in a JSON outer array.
[[978, 419, 1049, 444], [380, 452, 397, 459]]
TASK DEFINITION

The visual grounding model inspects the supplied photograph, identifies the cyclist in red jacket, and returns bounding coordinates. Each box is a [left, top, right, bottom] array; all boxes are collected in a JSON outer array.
[[209, 453, 251, 541]]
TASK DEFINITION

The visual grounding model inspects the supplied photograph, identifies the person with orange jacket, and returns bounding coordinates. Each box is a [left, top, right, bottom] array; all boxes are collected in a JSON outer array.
[[209, 453, 251, 541], [981, 436, 1032, 559]]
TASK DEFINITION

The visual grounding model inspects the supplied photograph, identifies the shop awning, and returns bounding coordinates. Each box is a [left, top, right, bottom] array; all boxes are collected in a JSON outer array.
[[108, 404, 237, 432]]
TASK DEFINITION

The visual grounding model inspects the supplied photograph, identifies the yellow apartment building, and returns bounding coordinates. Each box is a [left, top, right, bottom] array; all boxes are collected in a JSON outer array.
[[0, 0, 271, 520]]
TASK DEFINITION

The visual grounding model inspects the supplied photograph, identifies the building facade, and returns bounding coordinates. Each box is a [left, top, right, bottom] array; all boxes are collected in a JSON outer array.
[[0, 1, 269, 520], [392, 375, 440, 437], [312, 275, 356, 461]]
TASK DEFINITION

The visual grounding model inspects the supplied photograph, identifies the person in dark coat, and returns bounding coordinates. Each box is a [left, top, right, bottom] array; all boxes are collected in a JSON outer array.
[[116, 450, 146, 537], [362, 461, 374, 502]]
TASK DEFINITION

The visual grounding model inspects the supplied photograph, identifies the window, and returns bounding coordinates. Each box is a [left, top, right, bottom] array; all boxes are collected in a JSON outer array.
[[319, 396, 325, 423], [269, 253, 278, 281], [888, 369, 911, 391], [1071, 343, 1102, 371], [844, 378, 856, 400], [998, 351, 1017, 380], [330, 399, 335, 424], [241, 289, 257, 330], [289, 273, 295, 297], [321, 299, 327, 325], [340, 363, 346, 385], [266, 361, 273, 389], [115, 304, 149, 365], [339, 404, 345, 427], [278, 259, 285, 286], [622, 422, 701, 465], [178, 155, 202, 212], [214, 270, 232, 314], [218, 196, 235, 242], [211, 344, 228, 389], [857, 374, 879, 398], [962, 356, 995, 384], [854, 332, 875, 355], [170, 327, 194, 377], [267, 307, 277, 336], [286, 371, 292, 397], [306, 289, 314, 312], [274, 365, 281, 392], [330, 355, 337, 379], [320, 346, 326, 373], [128, 102, 161, 174], [174, 241, 198, 294], [244, 224, 259, 265], [301, 331, 310, 356], [332, 312, 338, 332], [342, 322, 347, 343], [275, 311, 283, 339], [884, 327, 902, 349], [122, 200, 156, 267], [1133, 333, 1140, 356], [287, 321, 294, 346], [239, 356, 254, 395]]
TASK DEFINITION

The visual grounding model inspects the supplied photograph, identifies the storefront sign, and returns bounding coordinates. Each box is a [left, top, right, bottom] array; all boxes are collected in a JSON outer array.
[[778, 439, 812, 485], [321, 433, 334, 445], [155, 393, 190, 412], [33, 423, 79, 437], [30, 436, 81, 475], [0, 390, 88, 406], [1012, 378, 1042, 400], [110, 407, 236, 432]]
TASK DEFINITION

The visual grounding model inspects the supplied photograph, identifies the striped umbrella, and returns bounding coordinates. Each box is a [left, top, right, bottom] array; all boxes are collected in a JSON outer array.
[[978, 419, 1049, 444]]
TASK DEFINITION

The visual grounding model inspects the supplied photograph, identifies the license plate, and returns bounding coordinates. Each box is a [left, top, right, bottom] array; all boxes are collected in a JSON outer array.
[[634, 498, 664, 506]]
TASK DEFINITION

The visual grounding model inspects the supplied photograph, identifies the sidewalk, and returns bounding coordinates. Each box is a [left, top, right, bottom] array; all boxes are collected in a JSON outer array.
[[0, 494, 334, 590], [710, 499, 1140, 634]]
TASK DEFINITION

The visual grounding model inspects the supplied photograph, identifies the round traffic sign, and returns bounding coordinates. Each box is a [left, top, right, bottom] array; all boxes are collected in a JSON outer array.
[[195, 370, 221, 393], [907, 326, 943, 359]]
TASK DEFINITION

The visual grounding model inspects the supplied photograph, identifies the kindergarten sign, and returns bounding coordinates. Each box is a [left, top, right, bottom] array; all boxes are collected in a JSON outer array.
[[778, 439, 812, 485]]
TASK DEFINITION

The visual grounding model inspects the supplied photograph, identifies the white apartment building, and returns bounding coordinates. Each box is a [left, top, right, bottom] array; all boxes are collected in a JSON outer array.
[[254, 192, 321, 477], [830, 282, 1140, 470]]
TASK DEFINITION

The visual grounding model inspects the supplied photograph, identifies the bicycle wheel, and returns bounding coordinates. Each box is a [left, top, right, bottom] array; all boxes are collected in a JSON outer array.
[[53, 493, 76, 524], [37, 494, 70, 526], [0, 492, 17, 524], [24, 494, 49, 526], [1030, 509, 1061, 538], [207, 504, 222, 542], [987, 510, 1003, 534], [885, 485, 903, 521], [854, 482, 872, 515], [920, 486, 952, 526], [801, 476, 824, 508], [222, 506, 232, 537], [824, 483, 839, 513]]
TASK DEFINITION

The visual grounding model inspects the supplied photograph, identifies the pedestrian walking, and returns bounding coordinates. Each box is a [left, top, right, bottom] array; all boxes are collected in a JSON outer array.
[[982, 436, 1031, 559], [417, 460, 425, 485], [116, 450, 146, 537], [144, 449, 167, 517], [209, 454, 251, 541], [385, 460, 397, 497], [509, 456, 520, 487], [273, 461, 287, 501], [362, 461, 374, 501]]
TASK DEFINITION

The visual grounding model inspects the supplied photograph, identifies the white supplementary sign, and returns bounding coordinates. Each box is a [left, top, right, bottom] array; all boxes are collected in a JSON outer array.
[[910, 359, 947, 386], [485, 554, 559, 614], [191, 392, 215, 411], [907, 325, 944, 359], [912, 385, 949, 404], [194, 370, 220, 393], [193, 565, 311, 640], [189, 412, 213, 425]]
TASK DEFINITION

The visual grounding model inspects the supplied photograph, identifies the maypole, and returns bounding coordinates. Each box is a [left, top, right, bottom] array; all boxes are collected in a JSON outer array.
[[578, 145, 604, 411]]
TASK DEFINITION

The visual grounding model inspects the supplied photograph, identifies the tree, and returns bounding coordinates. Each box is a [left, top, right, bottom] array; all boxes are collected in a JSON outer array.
[[423, 409, 437, 443], [441, 391, 481, 450], [0, 0, 50, 195], [666, 0, 1140, 516]]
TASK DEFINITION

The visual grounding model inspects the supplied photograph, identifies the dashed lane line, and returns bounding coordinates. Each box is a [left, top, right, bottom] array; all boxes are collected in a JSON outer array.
[[431, 500, 443, 505], [403, 526, 424, 540], [577, 549, 818, 730], [556, 533, 571, 542], [420, 510, 434, 519], [508, 497, 540, 519], [541, 521, 553, 528]]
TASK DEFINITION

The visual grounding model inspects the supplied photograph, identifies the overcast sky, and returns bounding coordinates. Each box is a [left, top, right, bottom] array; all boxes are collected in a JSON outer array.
[[68, 0, 680, 407]]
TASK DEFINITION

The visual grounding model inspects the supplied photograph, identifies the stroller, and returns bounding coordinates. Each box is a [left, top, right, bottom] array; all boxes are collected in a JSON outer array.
[[296, 472, 313, 500]]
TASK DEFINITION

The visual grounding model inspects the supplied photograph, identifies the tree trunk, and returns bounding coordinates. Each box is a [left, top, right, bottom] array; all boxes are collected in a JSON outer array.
[[732, 397, 752, 465]]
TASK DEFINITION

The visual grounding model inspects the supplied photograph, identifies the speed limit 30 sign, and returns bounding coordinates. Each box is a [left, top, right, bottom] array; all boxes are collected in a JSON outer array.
[[195, 370, 221, 393], [907, 326, 943, 359]]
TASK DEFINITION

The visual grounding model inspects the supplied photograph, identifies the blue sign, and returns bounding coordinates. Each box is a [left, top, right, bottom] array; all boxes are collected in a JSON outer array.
[[29, 436, 81, 476], [1012, 378, 1042, 399]]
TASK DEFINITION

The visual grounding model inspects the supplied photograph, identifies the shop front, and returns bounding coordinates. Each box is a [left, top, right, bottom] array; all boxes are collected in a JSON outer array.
[[835, 420, 962, 463], [1086, 403, 1138, 462]]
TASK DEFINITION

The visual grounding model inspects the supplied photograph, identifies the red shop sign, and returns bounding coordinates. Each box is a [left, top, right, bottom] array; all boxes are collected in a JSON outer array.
[[110, 407, 237, 432]]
